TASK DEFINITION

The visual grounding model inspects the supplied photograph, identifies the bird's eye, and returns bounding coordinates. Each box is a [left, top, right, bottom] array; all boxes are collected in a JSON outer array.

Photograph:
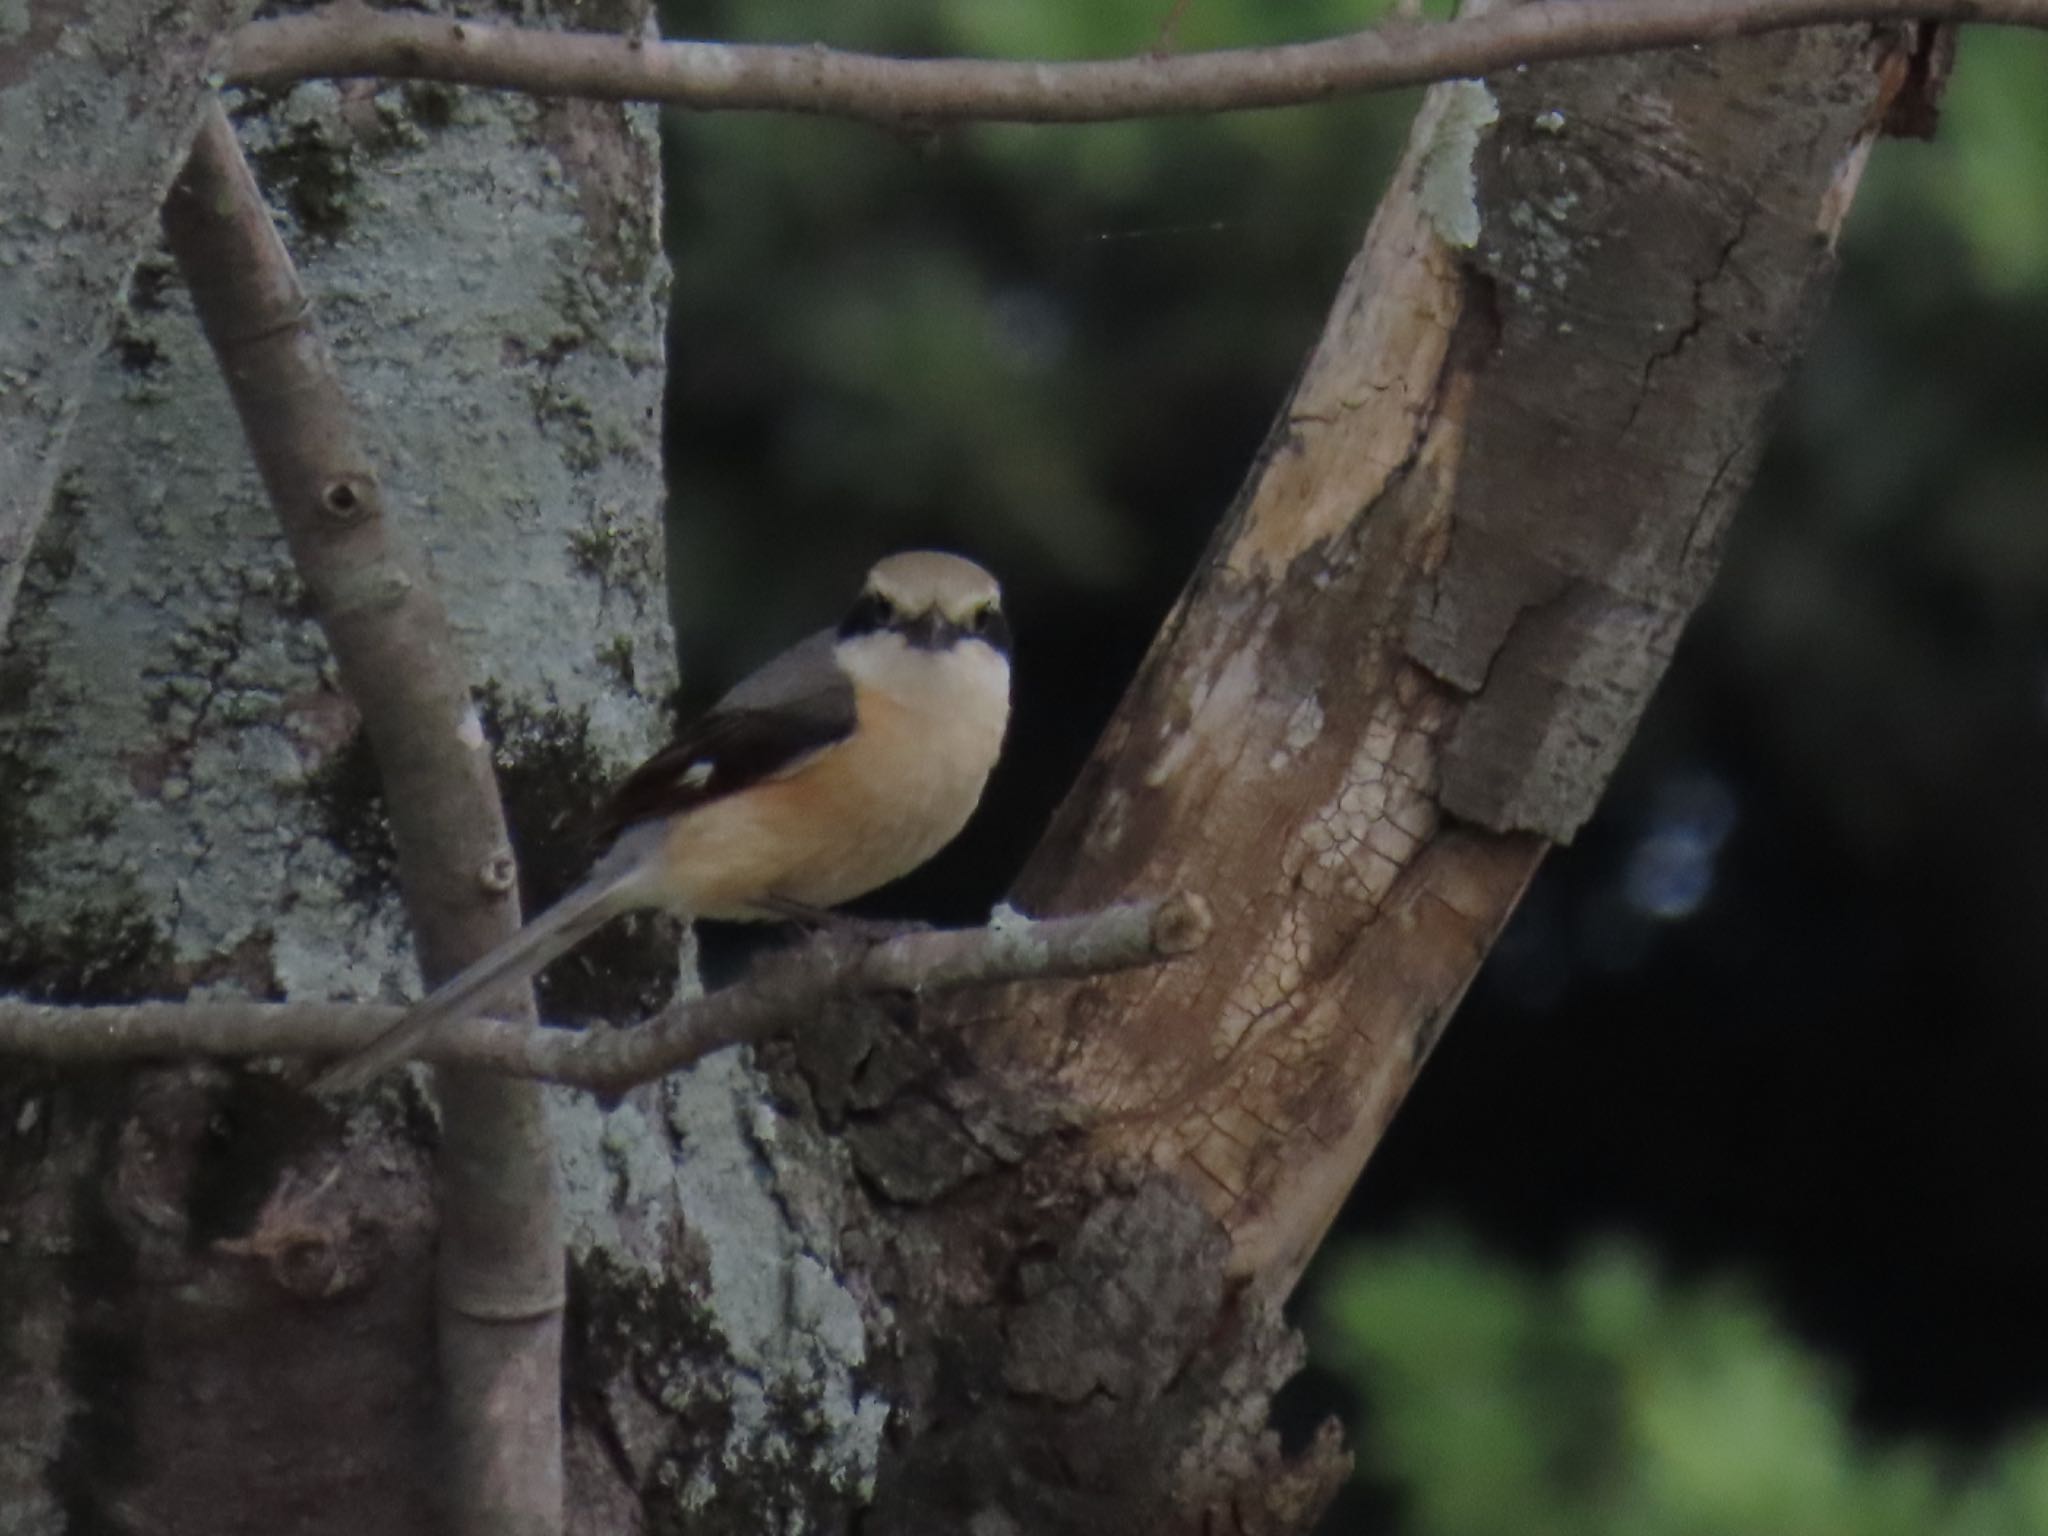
[[839, 591, 896, 639], [967, 603, 1011, 653]]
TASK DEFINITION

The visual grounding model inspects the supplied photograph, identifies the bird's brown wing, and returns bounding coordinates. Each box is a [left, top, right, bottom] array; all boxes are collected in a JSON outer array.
[[590, 630, 857, 841]]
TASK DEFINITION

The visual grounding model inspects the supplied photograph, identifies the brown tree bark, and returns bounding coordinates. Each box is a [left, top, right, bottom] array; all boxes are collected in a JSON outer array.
[[997, 29, 1902, 1292]]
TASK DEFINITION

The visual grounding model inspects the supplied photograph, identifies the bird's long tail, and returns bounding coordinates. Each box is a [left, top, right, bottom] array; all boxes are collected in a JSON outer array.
[[312, 869, 641, 1095]]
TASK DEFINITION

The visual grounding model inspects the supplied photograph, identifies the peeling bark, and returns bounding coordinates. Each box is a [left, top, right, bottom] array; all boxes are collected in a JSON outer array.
[[985, 29, 1895, 1294]]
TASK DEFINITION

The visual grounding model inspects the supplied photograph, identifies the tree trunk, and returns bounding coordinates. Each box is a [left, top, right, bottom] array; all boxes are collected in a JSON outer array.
[[0, 18, 1914, 1536], [0, 1, 672, 1528], [1000, 28, 1903, 1292], [0, 0, 262, 641]]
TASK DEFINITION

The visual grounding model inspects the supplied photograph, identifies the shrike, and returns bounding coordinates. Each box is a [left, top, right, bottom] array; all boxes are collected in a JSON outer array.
[[315, 550, 1011, 1092]]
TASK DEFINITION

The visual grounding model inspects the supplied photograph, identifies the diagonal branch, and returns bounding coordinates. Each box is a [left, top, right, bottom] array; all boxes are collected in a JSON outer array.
[[160, 100, 561, 1536], [224, 0, 2028, 124], [0, 897, 1210, 1094], [981, 27, 1897, 1302]]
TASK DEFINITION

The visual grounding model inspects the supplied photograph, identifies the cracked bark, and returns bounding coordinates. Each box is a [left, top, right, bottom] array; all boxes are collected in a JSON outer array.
[[521, 29, 1913, 1536]]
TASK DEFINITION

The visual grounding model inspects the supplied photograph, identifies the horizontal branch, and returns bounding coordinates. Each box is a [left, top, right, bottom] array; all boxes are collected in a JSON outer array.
[[0, 897, 1210, 1096], [228, 0, 2029, 124]]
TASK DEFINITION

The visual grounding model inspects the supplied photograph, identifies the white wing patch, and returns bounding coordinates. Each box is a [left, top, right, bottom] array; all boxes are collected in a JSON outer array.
[[680, 760, 715, 790]]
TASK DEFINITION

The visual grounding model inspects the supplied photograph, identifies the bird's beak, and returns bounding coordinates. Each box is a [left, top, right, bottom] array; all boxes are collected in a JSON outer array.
[[900, 612, 947, 650]]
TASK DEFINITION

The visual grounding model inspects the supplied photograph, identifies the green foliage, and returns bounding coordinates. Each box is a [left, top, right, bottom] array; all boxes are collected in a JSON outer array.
[[657, 0, 1418, 679], [1857, 31, 2048, 294], [1316, 1234, 2048, 1536]]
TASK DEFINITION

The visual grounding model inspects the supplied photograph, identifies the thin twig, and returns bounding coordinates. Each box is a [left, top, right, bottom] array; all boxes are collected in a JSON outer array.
[[0, 897, 1211, 1096], [161, 102, 562, 1536], [226, 0, 2036, 124]]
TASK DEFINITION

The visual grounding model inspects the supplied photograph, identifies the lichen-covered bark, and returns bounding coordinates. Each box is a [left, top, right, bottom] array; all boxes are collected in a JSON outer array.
[[0, 2, 674, 1528], [0, 0, 263, 641], [556, 1062, 889, 1534], [0, 77, 673, 1014]]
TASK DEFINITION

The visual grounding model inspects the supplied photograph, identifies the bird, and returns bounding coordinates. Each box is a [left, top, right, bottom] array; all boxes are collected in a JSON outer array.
[[313, 550, 1012, 1093]]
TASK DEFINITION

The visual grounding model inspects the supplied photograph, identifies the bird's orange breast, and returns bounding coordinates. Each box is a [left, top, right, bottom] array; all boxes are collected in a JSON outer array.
[[652, 645, 1008, 919]]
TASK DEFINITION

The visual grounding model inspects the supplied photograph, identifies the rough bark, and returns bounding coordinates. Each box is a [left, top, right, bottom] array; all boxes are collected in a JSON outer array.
[[990, 27, 1897, 1285], [0, 1, 672, 1529], [0, 0, 262, 643]]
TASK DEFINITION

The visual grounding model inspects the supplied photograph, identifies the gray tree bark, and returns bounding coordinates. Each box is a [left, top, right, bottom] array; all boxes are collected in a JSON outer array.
[[0, 15, 1919, 1536], [0, 1, 676, 1529], [0, 0, 262, 647]]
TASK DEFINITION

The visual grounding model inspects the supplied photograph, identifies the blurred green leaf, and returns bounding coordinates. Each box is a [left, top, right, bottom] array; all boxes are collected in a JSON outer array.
[[1314, 1235, 2037, 1536], [655, 0, 1417, 679], [1854, 30, 2048, 294]]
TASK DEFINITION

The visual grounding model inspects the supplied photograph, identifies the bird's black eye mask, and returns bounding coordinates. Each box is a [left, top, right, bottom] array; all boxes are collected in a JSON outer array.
[[839, 591, 895, 639], [839, 593, 1011, 656], [967, 605, 1012, 656]]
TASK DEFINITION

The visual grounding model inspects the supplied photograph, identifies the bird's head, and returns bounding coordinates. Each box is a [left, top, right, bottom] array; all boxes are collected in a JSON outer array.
[[840, 550, 1010, 658]]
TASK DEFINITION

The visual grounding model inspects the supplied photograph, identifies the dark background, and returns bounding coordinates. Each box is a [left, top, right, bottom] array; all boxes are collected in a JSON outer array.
[[656, 4, 2048, 1523]]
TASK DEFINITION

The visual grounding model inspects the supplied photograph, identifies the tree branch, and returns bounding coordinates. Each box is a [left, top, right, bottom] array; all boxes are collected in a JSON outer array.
[[985, 26, 1895, 1300], [161, 101, 561, 1536], [225, 0, 2028, 124], [0, 898, 1208, 1095]]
